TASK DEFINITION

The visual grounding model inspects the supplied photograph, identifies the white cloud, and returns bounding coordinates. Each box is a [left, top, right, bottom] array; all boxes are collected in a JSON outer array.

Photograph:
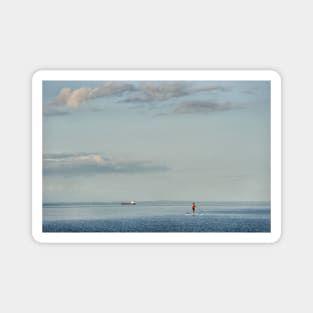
[[43, 153, 169, 176], [50, 82, 135, 108]]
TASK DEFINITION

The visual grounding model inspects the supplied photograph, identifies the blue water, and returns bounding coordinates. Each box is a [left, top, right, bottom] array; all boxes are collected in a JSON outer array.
[[42, 201, 270, 232]]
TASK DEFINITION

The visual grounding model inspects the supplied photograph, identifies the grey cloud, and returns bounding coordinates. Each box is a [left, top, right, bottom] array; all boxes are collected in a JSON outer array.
[[123, 82, 188, 103], [43, 153, 169, 176], [124, 82, 228, 104], [43, 106, 70, 117], [190, 85, 228, 93], [50, 82, 135, 108], [174, 100, 235, 114], [44, 111, 70, 117], [141, 82, 188, 100]]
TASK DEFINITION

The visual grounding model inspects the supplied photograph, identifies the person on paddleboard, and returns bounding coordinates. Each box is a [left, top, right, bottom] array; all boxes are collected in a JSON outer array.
[[192, 202, 196, 216]]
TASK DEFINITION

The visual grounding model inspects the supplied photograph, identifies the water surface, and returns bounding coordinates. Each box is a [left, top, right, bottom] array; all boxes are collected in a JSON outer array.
[[43, 201, 270, 232]]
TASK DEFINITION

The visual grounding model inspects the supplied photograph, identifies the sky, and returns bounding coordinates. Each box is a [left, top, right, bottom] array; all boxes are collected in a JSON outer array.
[[42, 80, 271, 202]]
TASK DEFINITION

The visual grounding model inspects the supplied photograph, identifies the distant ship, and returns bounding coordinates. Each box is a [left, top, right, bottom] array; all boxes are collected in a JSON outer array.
[[121, 201, 136, 205]]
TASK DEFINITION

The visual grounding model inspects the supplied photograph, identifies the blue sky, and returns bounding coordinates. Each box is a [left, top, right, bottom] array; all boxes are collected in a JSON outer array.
[[43, 80, 270, 202]]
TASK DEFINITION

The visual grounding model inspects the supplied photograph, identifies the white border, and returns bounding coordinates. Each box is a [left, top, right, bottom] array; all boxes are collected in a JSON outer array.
[[32, 70, 281, 243]]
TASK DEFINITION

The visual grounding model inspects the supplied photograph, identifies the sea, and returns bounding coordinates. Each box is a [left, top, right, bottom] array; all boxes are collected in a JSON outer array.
[[42, 201, 270, 232]]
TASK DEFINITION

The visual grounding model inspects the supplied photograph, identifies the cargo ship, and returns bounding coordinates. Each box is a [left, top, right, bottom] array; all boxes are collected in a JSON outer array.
[[120, 201, 136, 205]]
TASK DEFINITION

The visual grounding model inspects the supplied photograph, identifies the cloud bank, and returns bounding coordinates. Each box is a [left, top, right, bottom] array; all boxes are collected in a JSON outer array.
[[43, 153, 169, 176], [50, 82, 135, 108], [46, 81, 234, 115]]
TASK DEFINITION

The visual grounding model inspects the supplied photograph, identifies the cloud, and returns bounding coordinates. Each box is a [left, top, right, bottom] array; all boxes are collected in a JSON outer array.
[[43, 153, 169, 176], [123, 82, 228, 104], [173, 100, 235, 114], [141, 82, 188, 100], [50, 82, 135, 108], [43, 106, 70, 117], [47, 81, 231, 113], [122, 82, 188, 103], [190, 85, 228, 93]]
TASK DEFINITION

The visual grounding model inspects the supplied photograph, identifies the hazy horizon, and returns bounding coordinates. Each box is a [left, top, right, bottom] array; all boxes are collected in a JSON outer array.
[[43, 199, 271, 204]]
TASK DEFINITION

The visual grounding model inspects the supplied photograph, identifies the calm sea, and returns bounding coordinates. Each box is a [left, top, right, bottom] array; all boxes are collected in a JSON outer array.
[[42, 201, 270, 232]]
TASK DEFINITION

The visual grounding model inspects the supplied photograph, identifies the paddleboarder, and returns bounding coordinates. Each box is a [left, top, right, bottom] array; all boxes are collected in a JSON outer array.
[[192, 202, 196, 216]]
